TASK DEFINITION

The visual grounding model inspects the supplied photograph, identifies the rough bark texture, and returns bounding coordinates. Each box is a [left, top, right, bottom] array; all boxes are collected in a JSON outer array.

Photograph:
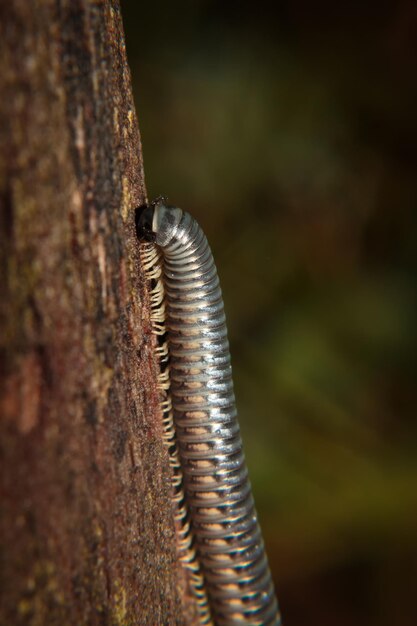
[[0, 1, 196, 624]]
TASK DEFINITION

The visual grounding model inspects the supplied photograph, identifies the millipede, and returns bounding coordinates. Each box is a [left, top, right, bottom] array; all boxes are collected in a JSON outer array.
[[137, 198, 281, 626]]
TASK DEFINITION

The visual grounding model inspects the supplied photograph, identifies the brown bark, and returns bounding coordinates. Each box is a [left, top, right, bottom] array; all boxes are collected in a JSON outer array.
[[0, 1, 195, 624]]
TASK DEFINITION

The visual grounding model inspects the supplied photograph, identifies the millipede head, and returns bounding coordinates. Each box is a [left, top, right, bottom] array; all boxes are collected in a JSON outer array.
[[135, 204, 157, 242], [136, 198, 183, 247]]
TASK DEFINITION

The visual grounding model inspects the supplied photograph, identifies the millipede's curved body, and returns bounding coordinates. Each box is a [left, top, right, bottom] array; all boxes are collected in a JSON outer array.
[[137, 199, 280, 625]]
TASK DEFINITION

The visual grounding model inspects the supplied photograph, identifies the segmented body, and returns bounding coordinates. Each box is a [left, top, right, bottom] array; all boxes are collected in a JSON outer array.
[[140, 242, 212, 625], [138, 200, 280, 625]]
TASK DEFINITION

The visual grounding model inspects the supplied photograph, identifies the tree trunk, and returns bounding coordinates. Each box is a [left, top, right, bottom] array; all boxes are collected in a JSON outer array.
[[0, 1, 196, 624]]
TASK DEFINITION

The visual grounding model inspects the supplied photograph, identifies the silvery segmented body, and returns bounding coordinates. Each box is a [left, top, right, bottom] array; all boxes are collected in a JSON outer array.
[[138, 200, 280, 625]]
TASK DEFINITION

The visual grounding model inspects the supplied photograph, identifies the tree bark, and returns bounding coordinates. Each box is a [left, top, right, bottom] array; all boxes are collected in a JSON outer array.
[[0, 1, 196, 624]]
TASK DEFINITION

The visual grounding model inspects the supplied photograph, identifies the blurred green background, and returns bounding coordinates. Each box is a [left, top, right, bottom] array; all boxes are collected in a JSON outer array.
[[122, 2, 417, 624]]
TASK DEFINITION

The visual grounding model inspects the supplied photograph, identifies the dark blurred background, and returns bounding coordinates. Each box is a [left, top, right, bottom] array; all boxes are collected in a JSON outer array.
[[122, 2, 417, 624]]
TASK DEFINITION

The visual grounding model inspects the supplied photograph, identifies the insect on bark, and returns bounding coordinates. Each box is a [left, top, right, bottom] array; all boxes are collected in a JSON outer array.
[[136, 198, 281, 626]]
